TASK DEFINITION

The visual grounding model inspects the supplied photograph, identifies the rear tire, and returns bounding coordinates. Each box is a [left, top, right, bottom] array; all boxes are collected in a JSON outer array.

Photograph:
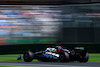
[[59, 52, 69, 62], [79, 52, 89, 62], [23, 51, 34, 62]]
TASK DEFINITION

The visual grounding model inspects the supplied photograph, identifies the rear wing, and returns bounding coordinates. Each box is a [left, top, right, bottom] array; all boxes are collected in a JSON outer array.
[[74, 47, 85, 50]]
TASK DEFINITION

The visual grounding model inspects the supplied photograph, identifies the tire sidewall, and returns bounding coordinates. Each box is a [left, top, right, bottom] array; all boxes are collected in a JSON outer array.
[[59, 52, 69, 62], [79, 52, 89, 62], [23, 51, 34, 62]]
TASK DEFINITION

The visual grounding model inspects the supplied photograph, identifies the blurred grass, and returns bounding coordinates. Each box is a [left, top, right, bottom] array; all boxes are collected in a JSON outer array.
[[89, 53, 100, 62], [0, 53, 99, 62], [0, 54, 38, 61], [0, 65, 37, 67]]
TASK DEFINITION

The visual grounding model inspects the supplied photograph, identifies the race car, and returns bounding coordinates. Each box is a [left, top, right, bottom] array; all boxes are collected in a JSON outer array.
[[23, 46, 89, 62]]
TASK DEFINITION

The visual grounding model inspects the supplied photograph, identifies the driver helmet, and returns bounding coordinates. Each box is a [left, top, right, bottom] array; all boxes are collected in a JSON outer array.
[[56, 46, 62, 52]]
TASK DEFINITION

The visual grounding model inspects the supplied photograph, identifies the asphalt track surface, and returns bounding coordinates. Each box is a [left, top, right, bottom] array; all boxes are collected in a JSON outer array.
[[0, 61, 99, 67]]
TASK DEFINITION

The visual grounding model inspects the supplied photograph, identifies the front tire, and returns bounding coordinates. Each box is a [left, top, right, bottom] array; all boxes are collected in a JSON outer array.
[[23, 51, 34, 62], [59, 52, 69, 62]]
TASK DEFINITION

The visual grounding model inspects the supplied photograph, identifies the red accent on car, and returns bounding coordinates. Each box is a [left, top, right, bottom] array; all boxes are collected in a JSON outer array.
[[59, 46, 62, 49], [58, 50, 61, 52], [75, 47, 77, 49], [80, 49, 84, 50]]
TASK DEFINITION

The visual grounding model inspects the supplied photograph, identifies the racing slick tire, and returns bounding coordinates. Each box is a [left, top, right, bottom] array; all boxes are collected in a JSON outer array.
[[59, 52, 69, 62], [23, 51, 34, 62], [79, 52, 89, 62]]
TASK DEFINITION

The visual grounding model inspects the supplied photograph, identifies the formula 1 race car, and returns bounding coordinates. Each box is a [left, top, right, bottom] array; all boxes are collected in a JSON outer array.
[[23, 46, 89, 62]]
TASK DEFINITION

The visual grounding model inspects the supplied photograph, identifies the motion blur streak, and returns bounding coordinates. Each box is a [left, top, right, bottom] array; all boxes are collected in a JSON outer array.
[[0, 5, 62, 45]]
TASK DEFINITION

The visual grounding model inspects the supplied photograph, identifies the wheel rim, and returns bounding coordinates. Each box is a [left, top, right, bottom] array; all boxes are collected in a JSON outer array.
[[60, 54, 64, 60]]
